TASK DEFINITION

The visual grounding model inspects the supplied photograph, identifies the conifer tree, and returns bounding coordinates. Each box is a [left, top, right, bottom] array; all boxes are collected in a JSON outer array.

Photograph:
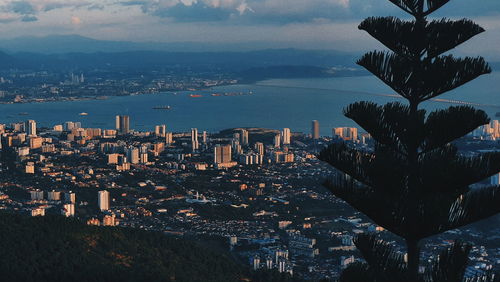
[[318, 0, 500, 280]]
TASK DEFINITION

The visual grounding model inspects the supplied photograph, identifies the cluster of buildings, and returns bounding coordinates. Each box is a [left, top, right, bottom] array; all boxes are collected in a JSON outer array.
[[472, 120, 500, 140], [0, 69, 238, 104], [0, 115, 498, 280]]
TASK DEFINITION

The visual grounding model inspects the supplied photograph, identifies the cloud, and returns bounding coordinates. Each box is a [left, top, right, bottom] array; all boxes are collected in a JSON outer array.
[[0, 0, 93, 23], [71, 15, 82, 25], [21, 15, 38, 22], [121, 0, 357, 22], [126, 0, 253, 22]]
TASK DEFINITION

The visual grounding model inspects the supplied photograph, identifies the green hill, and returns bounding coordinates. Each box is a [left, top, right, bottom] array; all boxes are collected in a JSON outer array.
[[0, 212, 272, 282]]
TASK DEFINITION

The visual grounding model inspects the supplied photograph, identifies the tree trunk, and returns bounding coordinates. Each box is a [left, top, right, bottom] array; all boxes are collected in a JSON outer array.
[[406, 238, 420, 281]]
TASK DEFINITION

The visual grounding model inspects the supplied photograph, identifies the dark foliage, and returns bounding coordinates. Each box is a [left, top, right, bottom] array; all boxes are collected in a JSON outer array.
[[318, 0, 500, 281], [0, 212, 274, 282]]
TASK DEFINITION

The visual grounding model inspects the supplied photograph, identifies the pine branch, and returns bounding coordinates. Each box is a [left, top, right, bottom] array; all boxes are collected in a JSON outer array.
[[387, 0, 420, 15], [448, 186, 500, 231], [359, 17, 484, 59], [344, 102, 426, 155], [353, 233, 408, 280], [422, 106, 490, 152], [426, 241, 471, 282], [426, 19, 485, 57], [419, 148, 500, 193], [318, 143, 374, 187], [322, 175, 415, 239], [422, 0, 451, 16], [319, 143, 410, 193], [419, 55, 491, 101], [357, 52, 491, 102]]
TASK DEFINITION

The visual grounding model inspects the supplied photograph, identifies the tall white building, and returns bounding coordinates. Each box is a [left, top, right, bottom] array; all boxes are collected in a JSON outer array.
[[312, 120, 320, 140], [254, 142, 265, 156], [98, 190, 110, 211], [126, 147, 140, 164], [191, 128, 199, 151], [282, 128, 291, 145], [202, 131, 207, 143], [25, 120, 37, 136], [165, 132, 173, 145], [155, 125, 166, 137], [274, 134, 281, 148], [214, 145, 232, 164], [116, 115, 130, 135], [240, 129, 249, 146]]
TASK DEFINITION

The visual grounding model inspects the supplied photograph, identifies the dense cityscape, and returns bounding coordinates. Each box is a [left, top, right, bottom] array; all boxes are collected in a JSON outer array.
[[0, 115, 498, 280], [0, 69, 239, 104]]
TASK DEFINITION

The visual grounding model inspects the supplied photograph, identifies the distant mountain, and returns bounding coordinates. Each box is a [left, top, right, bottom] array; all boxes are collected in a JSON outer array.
[[238, 65, 366, 83], [0, 49, 360, 72], [0, 35, 355, 57], [0, 35, 177, 54]]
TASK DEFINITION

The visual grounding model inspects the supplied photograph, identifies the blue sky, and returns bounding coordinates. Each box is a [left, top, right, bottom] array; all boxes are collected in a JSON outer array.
[[0, 0, 499, 57]]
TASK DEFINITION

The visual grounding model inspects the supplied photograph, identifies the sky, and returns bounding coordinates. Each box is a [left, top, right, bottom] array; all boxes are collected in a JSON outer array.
[[0, 0, 499, 56]]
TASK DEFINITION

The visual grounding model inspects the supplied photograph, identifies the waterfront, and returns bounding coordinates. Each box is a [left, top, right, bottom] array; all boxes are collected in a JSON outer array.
[[1, 74, 499, 135]]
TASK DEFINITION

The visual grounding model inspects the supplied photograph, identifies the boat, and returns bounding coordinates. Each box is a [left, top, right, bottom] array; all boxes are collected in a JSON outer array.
[[211, 93, 222, 97], [18, 112, 29, 116], [79, 112, 89, 116], [152, 106, 171, 110], [189, 94, 203, 98]]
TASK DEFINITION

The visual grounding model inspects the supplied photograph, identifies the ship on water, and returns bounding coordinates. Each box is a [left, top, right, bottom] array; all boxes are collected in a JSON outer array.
[[152, 105, 171, 110], [79, 112, 89, 116]]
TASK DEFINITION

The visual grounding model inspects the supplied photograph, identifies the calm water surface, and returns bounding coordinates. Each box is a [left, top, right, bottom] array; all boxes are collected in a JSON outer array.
[[1, 73, 498, 136]]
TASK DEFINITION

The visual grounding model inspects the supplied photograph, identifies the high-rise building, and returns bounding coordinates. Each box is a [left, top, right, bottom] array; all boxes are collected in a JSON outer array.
[[98, 190, 110, 211], [191, 128, 199, 151], [274, 134, 281, 148], [29, 137, 43, 149], [240, 129, 249, 146], [47, 191, 61, 201], [61, 204, 75, 217], [253, 256, 261, 271], [202, 131, 207, 143], [140, 146, 149, 164], [65, 191, 76, 204], [64, 121, 80, 131], [333, 127, 359, 141], [231, 139, 243, 155], [165, 132, 173, 145], [282, 128, 291, 145], [155, 125, 166, 137], [25, 120, 37, 136], [254, 142, 265, 156], [126, 147, 140, 164], [30, 190, 44, 201], [214, 145, 232, 164], [312, 120, 320, 140], [116, 115, 130, 135]]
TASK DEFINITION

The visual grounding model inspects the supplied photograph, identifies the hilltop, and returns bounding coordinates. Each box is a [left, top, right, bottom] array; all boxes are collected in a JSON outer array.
[[0, 212, 293, 282]]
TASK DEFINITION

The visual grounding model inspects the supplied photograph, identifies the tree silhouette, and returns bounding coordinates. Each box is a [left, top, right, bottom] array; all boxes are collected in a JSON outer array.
[[318, 0, 500, 280]]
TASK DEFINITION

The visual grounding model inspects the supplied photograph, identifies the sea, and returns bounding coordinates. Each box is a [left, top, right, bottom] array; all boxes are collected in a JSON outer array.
[[1, 73, 499, 136]]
